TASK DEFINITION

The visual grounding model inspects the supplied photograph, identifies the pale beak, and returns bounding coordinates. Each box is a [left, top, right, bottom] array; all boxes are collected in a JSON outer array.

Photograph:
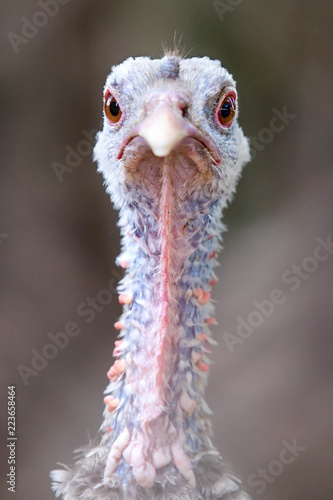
[[137, 102, 190, 157], [117, 101, 221, 165]]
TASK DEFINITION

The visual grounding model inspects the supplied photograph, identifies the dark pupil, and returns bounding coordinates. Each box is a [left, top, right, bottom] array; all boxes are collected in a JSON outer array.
[[109, 100, 120, 116], [220, 102, 231, 118]]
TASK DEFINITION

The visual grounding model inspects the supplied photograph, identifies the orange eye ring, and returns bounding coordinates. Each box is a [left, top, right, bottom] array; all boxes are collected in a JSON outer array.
[[216, 92, 236, 128], [104, 92, 123, 124]]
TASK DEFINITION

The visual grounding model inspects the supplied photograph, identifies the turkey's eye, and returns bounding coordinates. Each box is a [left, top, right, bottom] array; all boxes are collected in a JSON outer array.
[[104, 93, 122, 124], [217, 92, 236, 127]]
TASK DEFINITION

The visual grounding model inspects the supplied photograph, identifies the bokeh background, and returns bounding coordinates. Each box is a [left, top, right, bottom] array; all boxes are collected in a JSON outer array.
[[1, 1, 332, 499]]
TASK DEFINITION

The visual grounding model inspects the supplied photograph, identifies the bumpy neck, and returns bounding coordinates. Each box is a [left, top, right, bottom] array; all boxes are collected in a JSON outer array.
[[101, 158, 225, 490]]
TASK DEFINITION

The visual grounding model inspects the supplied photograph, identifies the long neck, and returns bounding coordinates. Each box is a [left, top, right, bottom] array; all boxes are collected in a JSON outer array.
[[101, 158, 225, 491]]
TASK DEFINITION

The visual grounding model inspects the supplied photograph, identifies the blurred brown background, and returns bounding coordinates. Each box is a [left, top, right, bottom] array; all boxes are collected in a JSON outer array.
[[1, 1, 332, 499]]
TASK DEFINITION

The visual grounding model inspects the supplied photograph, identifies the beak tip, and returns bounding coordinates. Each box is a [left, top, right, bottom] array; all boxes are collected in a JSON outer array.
[[150, 147, 170, 158], [138, 104, 189, 158], [139, 129, 187, 158]]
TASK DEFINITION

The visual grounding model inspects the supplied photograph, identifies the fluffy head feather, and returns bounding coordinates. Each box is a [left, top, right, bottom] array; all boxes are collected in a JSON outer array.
[[94, 55, 250, 209]]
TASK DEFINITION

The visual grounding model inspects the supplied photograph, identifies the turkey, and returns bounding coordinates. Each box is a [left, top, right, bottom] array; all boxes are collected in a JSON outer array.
[[51, 52, 251, 500]]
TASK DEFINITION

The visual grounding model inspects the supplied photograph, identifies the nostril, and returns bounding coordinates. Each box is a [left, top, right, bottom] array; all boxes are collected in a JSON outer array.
[[181, 105, 189, 119], [172, 93, 189, 114]]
